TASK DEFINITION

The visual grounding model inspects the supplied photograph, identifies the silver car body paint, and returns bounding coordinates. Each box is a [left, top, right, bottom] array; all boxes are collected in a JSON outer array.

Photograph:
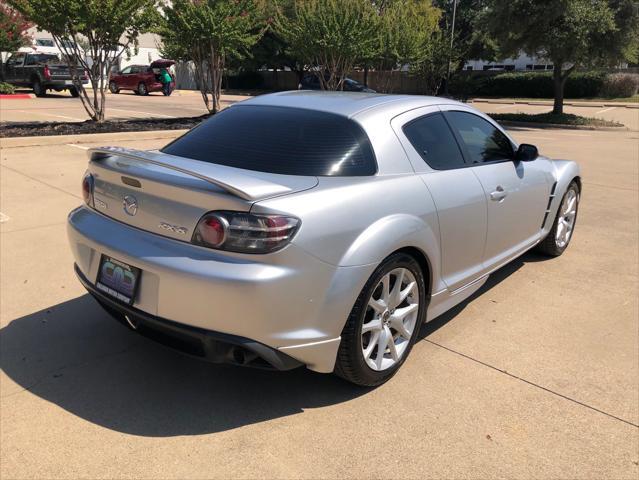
[[67, 91, 580, 373]]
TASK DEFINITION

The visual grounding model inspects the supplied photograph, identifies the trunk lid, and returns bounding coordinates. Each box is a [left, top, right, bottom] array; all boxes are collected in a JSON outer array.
[[87, 147, 318, 242]]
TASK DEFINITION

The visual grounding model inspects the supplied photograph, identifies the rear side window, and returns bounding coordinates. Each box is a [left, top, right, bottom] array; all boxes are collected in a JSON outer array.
[[445, 111, 514, 163], [162, 105, 377, 176], [402, 113, 465, 170]]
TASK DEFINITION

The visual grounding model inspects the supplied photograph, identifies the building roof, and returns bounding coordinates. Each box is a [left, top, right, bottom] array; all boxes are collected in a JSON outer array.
[[238, 90, 463, 119]]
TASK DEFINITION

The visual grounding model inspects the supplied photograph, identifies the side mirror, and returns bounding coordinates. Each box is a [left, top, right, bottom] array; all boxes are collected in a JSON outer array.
[[515, 143, 538, 161]]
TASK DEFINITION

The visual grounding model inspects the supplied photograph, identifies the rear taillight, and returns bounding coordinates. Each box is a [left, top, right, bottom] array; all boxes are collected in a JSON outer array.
[[82, 173, 94, 207], [192, 211, 300, 254], [43, 65, 51, 80], [82, 70, 88, 80]]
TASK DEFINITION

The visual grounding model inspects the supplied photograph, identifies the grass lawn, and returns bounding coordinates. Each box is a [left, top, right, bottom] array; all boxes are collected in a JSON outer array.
[[490, 112, 624, 127]]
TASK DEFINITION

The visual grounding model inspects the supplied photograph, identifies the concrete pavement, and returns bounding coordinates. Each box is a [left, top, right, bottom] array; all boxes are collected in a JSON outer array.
[[1, 128, 638, 478]]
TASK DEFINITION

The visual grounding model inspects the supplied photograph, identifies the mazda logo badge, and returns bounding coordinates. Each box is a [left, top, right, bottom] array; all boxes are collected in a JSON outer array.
[[123, 195, 138, 216]]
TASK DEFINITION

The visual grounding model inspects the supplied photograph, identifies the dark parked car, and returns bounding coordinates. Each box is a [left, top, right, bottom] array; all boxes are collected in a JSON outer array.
[[109, 59, 176, 96], [1, 51, 88, 97], [298, 74, 376, 92]]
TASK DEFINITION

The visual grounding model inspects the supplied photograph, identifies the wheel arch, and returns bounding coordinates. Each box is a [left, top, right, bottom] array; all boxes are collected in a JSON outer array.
[[393, 246, 433, 304]]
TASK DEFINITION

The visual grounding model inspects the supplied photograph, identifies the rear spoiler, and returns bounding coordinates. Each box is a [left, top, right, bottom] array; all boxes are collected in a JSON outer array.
[[88, 146, 315, 202]]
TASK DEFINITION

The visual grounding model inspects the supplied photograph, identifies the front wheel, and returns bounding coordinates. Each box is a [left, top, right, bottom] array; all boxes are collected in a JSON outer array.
[[334, 252, 426, 386], [536, 181, 580, 256], [32, 78, 46, 97], [137, 82, 148, 96]]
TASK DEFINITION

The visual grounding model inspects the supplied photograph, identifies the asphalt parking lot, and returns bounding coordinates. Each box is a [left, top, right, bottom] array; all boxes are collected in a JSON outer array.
[[1, 126, 638, 478], [1, 89, 638, 131], [0, 89, 244, 123]]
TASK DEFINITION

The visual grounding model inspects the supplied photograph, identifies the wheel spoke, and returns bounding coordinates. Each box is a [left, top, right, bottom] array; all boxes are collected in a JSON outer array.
[[375, 328, 391, 369], [363, 331, 380, 360], [368, 297, 386, 314], [398, 281, 416, 306], [393, 303, 418, 320], [388, 336, 399, 361], [362, 318, 382, 334], [381, 274, 390, 304], [390, 316, 412, 340], [389, 269, 405, 308]]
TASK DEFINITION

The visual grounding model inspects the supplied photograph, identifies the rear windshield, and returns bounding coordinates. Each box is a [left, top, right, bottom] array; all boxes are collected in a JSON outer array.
[[161, 105, 377, 176]]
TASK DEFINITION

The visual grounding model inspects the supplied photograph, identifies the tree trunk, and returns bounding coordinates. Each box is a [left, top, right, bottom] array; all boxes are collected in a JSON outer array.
[[552, 64, 564, 115]]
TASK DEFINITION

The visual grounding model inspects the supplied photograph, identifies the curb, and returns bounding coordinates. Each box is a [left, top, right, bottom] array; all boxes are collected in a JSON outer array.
[[471, 98, 638, 109], [497, 120, 630, 131], [0, 94, 33, 99]]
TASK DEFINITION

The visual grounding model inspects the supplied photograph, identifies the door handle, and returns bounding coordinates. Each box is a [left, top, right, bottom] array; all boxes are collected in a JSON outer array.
[[490, 186, 508, 201]]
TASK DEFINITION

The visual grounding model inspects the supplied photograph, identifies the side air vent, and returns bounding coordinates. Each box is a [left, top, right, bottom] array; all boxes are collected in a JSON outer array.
[[541, 182, 558, 228]]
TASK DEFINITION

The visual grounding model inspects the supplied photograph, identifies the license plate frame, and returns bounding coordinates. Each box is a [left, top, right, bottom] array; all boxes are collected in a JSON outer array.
[[95, 255, 141, 305]]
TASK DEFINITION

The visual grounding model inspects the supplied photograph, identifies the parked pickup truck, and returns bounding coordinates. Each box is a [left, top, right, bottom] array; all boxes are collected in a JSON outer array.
[[1, 51, 88, 97]]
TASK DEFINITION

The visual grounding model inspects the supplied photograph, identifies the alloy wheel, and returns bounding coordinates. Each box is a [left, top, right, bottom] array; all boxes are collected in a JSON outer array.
[[361, 268, 419, 371], [556, 188, 578, 248]]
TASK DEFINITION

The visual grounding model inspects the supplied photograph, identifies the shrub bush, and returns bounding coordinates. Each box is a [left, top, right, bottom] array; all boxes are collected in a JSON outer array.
[[0, 82, 16, 94], [450, 71, 611, 98], [600, 73, 639, 98]]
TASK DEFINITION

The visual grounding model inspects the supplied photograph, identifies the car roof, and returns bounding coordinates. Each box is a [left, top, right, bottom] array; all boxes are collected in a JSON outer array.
[[237, 91, 465, 120]]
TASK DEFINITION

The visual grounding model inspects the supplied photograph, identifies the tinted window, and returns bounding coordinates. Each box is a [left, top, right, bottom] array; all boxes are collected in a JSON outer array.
[[120, 66, 132, 74], [162, 106, 377, 176], [446, 111, 513, 163], [25, 54, 59, 65], [402, 113, 465, 170]]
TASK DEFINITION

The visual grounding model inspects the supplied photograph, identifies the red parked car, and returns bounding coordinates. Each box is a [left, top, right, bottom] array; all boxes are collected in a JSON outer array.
[[109, 59, 176, 96]]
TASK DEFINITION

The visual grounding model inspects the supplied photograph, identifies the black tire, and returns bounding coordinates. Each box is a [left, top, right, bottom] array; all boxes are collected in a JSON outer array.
[[32, 78, 46, 97], [536, 181, 580, 257], [334, 252, 427, 387], [137, 82, 148, 96], [109, 81, 119, 94], [69, 86, 80, 97]]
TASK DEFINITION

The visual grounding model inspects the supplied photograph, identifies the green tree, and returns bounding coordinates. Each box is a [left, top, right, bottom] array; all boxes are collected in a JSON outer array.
[[10, 0, 157, 121], [483, 0, 639, 114], [433, 0, 496, 68], [159, 0, 263, 113], [276, 0, 379, 90], [0, 2, 32, 54], [369, 0, 440, 93], [410, 30, 454, 95]]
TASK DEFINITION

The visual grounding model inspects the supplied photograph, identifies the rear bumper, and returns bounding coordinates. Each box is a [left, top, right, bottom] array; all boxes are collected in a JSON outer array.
[[67, 206, 372, 373], [46, 79, 89, 88], [76, 265, 303, 370]]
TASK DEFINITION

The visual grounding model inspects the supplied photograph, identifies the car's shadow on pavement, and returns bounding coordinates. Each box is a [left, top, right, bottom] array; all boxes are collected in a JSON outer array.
[[1, 251, 546, 437]]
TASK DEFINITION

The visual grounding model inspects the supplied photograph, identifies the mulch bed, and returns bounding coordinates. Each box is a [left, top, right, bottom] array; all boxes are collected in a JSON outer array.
[[0, 115, 210, 138]]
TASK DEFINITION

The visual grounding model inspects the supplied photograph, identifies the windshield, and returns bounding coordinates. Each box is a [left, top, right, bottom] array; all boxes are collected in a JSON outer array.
[[162, 105, 377, 176]]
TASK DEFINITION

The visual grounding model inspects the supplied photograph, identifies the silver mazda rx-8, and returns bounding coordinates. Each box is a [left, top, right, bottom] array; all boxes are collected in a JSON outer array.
[[68, 92, 580, 386]]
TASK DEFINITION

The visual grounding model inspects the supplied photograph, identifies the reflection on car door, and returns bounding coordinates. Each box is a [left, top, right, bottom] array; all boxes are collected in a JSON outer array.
[[442, 108, 552, 271], [393, 108, 488, 292]]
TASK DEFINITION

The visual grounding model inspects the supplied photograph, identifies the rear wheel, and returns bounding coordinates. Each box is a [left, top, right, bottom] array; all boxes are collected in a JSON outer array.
[[334, 252, 426, 386], [536, 181, 580, 256], [137, 82, 148, 96], [32, 78, 46, 97], [69, 86, 80, 97], [109, 81, 119, 94]]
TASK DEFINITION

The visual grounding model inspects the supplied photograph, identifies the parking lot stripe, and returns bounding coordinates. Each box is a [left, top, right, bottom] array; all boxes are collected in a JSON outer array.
[[109, 108, 176, 118], [16, 110, 85, 121], [595, 106, 616, 114], [66, 144, 89, 150], [0, 212, 10, 223]]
